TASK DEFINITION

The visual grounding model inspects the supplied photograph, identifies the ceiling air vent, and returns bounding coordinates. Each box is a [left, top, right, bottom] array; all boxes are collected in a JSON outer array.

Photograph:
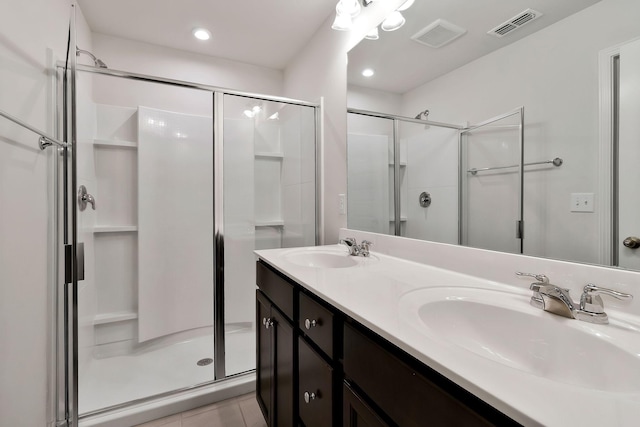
[[488, 8, 543, 38], [411, 19, 467, 49]]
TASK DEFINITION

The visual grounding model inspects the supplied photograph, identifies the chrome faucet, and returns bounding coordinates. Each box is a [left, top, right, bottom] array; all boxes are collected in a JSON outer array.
[[516, 272, 633, 324], [339, 237, 359, 255], [339, 237, 373, 257]]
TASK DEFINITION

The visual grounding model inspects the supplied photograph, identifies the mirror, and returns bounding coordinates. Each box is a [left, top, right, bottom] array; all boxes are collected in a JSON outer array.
[[346, 0, 640, 271]]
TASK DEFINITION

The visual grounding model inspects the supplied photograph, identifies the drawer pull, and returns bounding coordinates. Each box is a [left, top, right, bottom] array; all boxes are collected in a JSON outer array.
[[304, 318, 318, 329], [303, 391, 317, 403], [263, 317, 274, 329]]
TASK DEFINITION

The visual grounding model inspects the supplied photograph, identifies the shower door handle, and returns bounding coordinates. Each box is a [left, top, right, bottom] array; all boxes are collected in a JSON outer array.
[[64, 242, 85, 283]]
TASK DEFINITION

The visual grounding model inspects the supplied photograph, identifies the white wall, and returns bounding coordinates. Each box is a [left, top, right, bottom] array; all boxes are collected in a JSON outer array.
[[0, 0, 80, 425], [401, 0, 640, 265], [92, 33, 284, 97], [348, 84, 402, 116], [284, 0, 407, 244]]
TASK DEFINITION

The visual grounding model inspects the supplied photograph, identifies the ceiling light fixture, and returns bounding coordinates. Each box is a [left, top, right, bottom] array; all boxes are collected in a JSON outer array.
[[331, 11, 353, 31], [332, 0, 371, 31], [337, 0, 361, 18], [381, 11, 406, 31], [397, 0, 414, 11], [364, 26, 379, 40], [362, 68, 374, 77], [192, 28, 211, 41]]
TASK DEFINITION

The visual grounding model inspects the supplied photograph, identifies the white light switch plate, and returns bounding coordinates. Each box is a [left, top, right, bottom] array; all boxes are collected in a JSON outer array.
[[570, 193, 594, 212], [339, 194, 347, 215]]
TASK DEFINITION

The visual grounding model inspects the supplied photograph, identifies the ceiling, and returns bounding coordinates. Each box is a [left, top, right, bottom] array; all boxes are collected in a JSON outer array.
[[77, 0, 338, 70], [347, 0, 602, 94]]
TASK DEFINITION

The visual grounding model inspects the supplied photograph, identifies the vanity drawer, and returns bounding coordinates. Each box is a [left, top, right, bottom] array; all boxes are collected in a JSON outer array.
[[298, 337, 333, 427], [343, 322, 514, 427], [256, 261, 294, 321], [299, 291, 334, 358]]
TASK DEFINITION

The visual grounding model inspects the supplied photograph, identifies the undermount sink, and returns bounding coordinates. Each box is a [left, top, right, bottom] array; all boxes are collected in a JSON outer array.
[[399, 287, 640, 392]]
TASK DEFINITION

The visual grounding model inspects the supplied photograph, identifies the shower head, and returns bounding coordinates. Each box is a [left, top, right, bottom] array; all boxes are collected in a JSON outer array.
[[76, 47, 108, 68], [414, 109, 430, 120]]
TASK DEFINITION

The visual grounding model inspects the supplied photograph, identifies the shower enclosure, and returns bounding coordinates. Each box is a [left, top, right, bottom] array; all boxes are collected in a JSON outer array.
[[54, 20, 319, 425], [347, 107, 526, 254]]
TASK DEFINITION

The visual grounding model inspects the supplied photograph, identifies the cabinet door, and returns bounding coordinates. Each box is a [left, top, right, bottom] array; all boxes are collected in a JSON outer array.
[[272, 308, 295, 427], [256, 291, 272, 424], [343, 382, 389, 427], [298, 338, 333, 427]]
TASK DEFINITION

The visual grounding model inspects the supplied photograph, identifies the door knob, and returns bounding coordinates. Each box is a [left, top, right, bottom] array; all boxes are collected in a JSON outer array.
[[623, 236, 640, 249]]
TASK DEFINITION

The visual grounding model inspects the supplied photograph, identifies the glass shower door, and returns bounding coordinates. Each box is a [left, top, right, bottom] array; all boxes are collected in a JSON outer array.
[[346, 113, 395, 235], [73, 71, 216, 414], [460, 108, 524, 254], [222, 94, 317, 376]]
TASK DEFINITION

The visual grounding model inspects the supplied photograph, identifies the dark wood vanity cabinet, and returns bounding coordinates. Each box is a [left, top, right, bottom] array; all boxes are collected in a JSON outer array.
[[256, 261, 296, 427], [255, 260, 519, 427]]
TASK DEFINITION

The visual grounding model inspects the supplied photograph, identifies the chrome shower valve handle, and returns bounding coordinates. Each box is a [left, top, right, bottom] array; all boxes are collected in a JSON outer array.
[[78, 185, 96, 211]]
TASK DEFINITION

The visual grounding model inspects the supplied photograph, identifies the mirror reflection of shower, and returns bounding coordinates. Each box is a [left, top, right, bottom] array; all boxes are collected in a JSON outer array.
[[76, 47, 108, 68]]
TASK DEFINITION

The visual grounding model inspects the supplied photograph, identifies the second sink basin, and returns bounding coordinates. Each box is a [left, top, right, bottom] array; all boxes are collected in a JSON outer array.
[[399, 286, 640, 393], [280, 245, 379, 269], [284, 250, 358, 268]]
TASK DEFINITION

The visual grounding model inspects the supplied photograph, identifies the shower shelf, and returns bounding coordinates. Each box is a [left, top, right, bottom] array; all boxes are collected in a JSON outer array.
[[94, 139, 138, 148], [255, 220, 284, 227], [93, 311, 138, 325], [255, 151, 284, 159], [92, 225, 138, 233]]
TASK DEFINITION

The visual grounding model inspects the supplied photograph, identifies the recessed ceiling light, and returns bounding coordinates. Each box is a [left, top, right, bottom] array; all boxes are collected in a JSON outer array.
[[192, 28, 211, 41], [362, 68, 374, 77]]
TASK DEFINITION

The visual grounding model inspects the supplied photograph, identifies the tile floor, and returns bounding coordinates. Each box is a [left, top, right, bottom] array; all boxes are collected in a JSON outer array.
[[135, 393, 266, 427]]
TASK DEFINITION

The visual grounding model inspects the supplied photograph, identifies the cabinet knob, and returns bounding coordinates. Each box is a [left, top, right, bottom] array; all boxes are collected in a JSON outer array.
[[303, 391, 317, 404], [304, 318, 318, 330], [264, 317, 274, 329]]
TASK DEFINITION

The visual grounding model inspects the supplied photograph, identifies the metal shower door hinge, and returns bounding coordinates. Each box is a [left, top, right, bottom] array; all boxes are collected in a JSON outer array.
[[64, 243, 85, 284]]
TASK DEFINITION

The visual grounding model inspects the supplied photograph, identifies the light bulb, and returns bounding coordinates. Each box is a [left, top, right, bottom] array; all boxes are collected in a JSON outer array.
[[397, 0, 414, 12], [364, 26, 379, 40], [362, 68, 374, 77], [381, 11, 405, 31], [192, 28, 211, 41], [331, 11, 353, 31], [337, 0, 361, 18]]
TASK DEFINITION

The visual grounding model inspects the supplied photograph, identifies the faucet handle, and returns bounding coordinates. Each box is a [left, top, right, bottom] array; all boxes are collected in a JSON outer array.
[[359, 240, 373, 256], [516, 271, 549, 284], [579, 284, 633, 313]]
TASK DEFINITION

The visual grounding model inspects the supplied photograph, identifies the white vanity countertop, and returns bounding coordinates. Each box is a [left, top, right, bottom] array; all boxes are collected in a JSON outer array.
[[255, 245, 640, 427]]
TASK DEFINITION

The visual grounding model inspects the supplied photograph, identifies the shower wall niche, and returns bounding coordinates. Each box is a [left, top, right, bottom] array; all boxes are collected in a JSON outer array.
[[90, 104, 139, 357]]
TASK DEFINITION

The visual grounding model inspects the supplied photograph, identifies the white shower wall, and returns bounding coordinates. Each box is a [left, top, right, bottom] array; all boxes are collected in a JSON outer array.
[[138, 106, 214, 342], [403, 126, 459, 244]]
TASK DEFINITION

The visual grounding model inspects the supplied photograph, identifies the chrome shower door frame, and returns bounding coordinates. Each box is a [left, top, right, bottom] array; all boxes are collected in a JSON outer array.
[[56, 51, 321, 425], [459, 107, 525, 253], [346, 108, 463, 237]]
